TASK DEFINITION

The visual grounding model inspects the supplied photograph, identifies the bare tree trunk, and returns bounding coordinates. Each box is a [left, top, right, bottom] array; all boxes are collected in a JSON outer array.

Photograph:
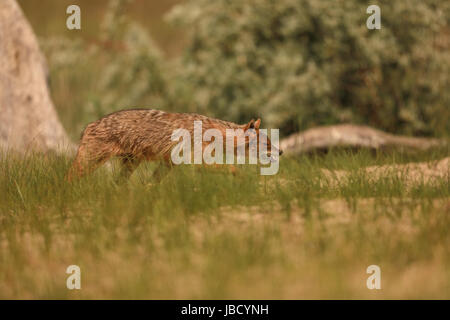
[[280, 124, 447, 155], [0, 0, 71, 153]]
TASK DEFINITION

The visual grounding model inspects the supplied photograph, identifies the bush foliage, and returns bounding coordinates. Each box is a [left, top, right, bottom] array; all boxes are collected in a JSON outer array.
[[168, 0, 449, 136], [42, 0, 169, 138], [43, 0, 449, 138]]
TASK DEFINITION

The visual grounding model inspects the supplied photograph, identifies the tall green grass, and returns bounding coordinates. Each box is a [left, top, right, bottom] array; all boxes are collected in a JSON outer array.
[[0, 150, 449, 298]]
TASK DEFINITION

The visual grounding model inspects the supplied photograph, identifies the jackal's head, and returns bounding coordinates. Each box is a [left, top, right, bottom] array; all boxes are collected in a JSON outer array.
[[240, 118, 283, 161]]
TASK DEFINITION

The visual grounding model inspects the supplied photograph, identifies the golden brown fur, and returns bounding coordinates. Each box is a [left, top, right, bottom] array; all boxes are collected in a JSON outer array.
[[67, 108, 278, 181]]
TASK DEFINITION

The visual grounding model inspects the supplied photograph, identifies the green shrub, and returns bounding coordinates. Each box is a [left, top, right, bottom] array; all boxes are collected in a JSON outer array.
[[41, 0, 170, 139], [42, 0, 449, 139], [167, 0, 450, 137]]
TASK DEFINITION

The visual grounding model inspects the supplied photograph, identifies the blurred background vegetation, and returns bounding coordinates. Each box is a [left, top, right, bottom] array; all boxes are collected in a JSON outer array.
[[19, 0, 449, 141]]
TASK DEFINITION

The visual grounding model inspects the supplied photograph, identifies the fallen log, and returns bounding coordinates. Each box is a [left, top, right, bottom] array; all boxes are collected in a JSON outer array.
[[280, 124, 447, 155]]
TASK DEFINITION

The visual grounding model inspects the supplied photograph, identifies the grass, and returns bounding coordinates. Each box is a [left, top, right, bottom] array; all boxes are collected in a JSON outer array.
[[0, 149, 448, 299]]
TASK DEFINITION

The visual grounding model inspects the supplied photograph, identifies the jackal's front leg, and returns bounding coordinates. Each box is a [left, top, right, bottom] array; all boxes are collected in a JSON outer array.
[[116, 155, 141, 183], [152, 161, 172, 183]]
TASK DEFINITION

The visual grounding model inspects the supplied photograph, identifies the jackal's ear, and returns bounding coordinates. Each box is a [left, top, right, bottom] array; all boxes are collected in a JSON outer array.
[[254, 119, 261, 130], [244, 119, 255, 131]]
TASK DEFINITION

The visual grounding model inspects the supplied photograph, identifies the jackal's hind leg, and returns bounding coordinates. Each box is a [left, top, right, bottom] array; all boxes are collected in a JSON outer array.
[[67, 145, 112, 182]]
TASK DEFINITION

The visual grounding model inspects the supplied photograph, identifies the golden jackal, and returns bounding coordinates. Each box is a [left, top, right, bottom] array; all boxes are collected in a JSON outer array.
[[67, 108, 281, 181]]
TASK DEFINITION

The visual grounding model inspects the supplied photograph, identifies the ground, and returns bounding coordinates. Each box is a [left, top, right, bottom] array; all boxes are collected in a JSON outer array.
[[0, 149, 449, 298]]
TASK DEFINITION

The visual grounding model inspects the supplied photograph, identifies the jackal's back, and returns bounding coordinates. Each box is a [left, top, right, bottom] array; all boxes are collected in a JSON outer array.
[[80, 108, 242, 159]]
